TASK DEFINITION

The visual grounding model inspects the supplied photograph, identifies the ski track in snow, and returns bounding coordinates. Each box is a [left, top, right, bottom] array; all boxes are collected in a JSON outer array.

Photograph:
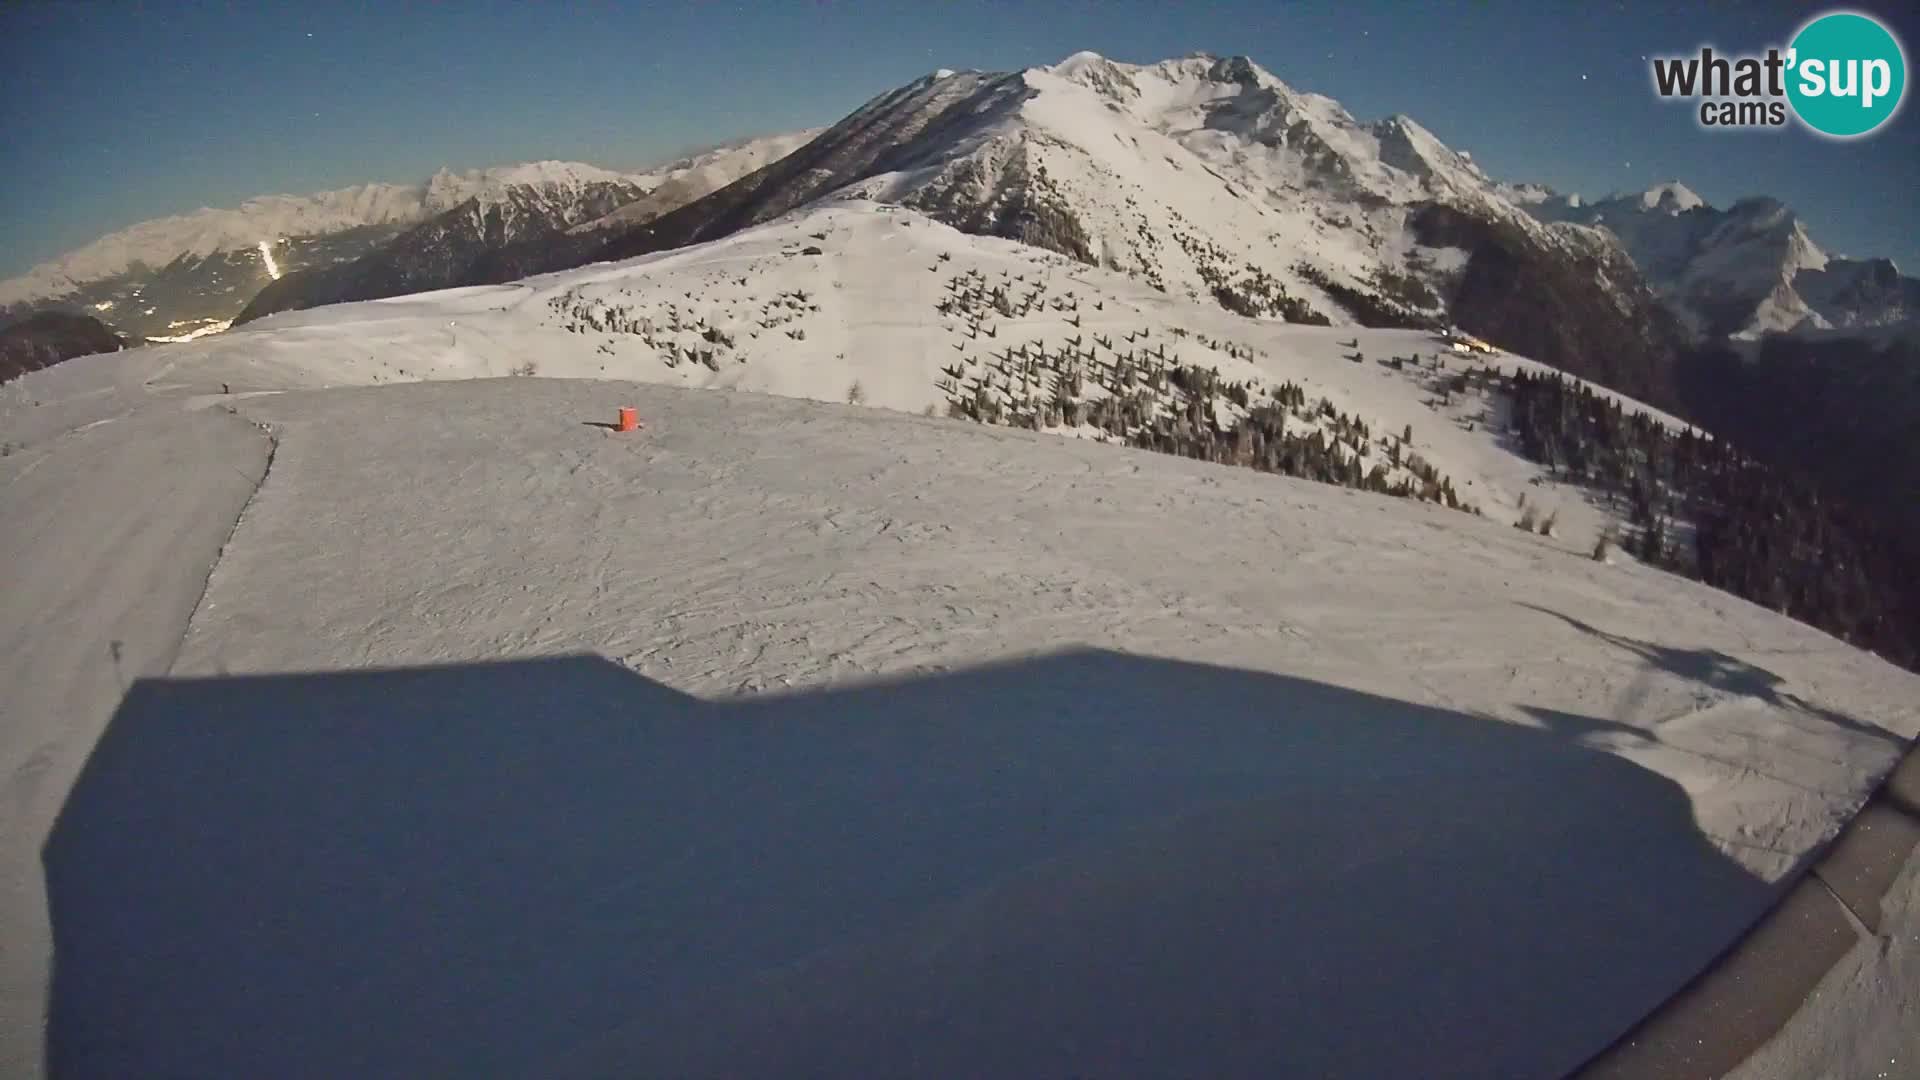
[[0, 405, 270, 1077]]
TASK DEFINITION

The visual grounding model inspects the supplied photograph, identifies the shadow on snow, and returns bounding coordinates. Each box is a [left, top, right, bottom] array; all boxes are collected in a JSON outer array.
[[1515, 601, 1900, 747], [43, 648, 1771, 1078]]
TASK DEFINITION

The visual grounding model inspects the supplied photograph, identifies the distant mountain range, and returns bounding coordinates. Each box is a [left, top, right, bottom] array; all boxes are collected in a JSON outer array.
[[0, 135, 816, 342], [231, 132, 816, 327], [1525, 182, 1919, 339]]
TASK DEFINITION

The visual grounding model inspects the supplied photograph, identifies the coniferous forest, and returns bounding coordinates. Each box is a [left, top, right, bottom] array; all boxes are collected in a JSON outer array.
[[945, 359, 1475, 512], [1501, 367, 1920, 671], [1676, 334, 1920, 543]]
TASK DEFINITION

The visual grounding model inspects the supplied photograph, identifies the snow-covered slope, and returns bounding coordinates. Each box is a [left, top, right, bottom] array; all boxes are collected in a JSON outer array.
[[558, 54, 1681, 410], [4, 200, 1917, 1077], [197, 203, 1686, 547], [617, 51, 1621, 325], [1531, 183, 1919, 338]]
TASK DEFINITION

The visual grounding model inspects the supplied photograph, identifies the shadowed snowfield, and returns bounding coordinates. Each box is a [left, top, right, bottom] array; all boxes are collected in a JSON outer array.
[[51, 652, 1760, 1078], [3, 203, 1917, 1076]]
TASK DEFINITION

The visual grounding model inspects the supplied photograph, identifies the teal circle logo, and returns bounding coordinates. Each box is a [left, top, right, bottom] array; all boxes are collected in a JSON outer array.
[[1786, 11, 1907, 137]]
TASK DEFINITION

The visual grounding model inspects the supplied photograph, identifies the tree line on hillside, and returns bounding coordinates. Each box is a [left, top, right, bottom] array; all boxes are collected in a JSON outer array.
[[947, 360, 1474, 513], [1501, 367, 1920, 670], [1126, 390, 1467, 507], [1676, 334, 1920, 541], [1292, 264, 1435, 331], [0, 311, 126, 384]]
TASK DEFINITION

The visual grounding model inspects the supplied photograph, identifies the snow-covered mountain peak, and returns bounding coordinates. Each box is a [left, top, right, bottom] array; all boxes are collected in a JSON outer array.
[[1145, 52, 1272, 90], [1042, 51, 1310, 121], [1020, 50, 1438, 203], [1517, 178, 1917, 338], [1369, 114, 1490, 192], [1041, 50, 1150, 105], [1141, 52, 1277, 88], [1050, 49, 1112, 76], [1707, 198, 1826, 270], [425, 160, 645, 213], [1720, 195, 1806, 238], [1501, 183, 1562, 207], [425, 168, 468, 210], [1635, 181, 1704, 214], [586, 47, 1663, 380]]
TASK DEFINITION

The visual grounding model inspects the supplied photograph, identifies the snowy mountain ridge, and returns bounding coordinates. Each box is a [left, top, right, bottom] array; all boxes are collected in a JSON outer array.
[[857, 51, 1543, 251], [1528, 181, 1917, 338], [425, 160, 645, 205], [0, 161, 657, 309], [550, 51, 1677, 407], [0, 135, 815, 341], [591, 50, 1631, 317], [1632, 181, 1706, 213], [1042, 51, 1496, 204], [759, 50, 1899, 349], [570, 130, 825, 233]]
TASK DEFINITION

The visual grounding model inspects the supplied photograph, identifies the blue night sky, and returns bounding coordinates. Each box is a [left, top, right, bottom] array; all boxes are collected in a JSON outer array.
[[3, 1, 1917, 278]]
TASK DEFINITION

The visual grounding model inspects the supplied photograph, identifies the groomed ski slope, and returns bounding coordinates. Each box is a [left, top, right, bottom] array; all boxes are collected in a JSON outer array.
[[3, 201, 1916, 1076]]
